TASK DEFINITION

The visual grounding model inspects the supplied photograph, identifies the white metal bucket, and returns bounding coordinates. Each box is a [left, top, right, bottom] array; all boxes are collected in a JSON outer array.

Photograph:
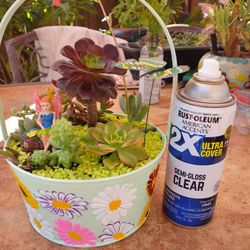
[[7, 127, 166, 247]]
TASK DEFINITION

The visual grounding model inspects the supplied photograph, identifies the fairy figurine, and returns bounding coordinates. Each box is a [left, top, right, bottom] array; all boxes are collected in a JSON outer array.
[[34, 88, 62, 151]]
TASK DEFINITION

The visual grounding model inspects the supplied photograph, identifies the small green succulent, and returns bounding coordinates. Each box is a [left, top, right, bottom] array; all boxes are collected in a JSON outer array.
[[84, 121, 148, 168], [10, 106, 43, 153], [11, 105, 36, 119], [31, 150, 49, 166], [48, 118, 85, 168], [10, 116, 39, 140], [119, 93, 148, 122]]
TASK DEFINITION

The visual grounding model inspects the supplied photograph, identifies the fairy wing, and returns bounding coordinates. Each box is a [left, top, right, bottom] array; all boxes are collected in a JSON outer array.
[[52, 92, 62, 116], [115, 59, 166, 72], [33, 92, 41, 113], [148, 65, 190, 79]]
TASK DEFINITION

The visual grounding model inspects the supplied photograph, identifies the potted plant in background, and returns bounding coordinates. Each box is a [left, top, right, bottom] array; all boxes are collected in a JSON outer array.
[[112, 0, 172, 80], [111, 0, 175, 43], [198, 0, 250, 90], [112, 0, 209, 81]]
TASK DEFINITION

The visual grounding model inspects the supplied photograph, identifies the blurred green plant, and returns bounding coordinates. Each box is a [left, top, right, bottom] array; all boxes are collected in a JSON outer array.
[[112, 0, 173, 35], [199, 0, 250, 57], [0, 0, 95, 39], [0, 0, 95, 84], [170, 32, 207, 47]]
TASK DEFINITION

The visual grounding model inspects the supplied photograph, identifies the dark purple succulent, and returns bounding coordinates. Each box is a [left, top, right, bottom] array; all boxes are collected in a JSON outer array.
[[52, 38, 126, 126]]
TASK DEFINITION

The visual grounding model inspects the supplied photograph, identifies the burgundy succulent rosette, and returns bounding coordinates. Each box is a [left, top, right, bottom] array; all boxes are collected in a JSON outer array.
[[52, 38, 126, 103]]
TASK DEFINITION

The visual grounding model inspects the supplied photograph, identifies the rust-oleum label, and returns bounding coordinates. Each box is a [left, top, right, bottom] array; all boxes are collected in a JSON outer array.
[[164, 97, 236, 227]]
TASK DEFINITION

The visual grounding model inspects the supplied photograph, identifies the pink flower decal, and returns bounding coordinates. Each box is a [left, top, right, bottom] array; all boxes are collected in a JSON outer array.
[[54, 219, 96, 246]]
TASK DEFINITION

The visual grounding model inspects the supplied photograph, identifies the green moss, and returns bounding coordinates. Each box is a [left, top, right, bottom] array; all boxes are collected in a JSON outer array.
[[31, 129, 163, 180], [8, 139, 31, 165], [9, 119, 164, 180], [103, 113, 148, 129], [104, 113, 129, 123]]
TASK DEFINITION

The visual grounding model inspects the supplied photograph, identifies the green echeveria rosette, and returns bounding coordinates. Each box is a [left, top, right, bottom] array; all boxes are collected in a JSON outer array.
[[84, 121, 148, 168]]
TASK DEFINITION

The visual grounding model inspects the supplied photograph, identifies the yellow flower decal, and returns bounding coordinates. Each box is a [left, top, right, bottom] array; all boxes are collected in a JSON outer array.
[[14, 175, 39, 209], [137, 198, 151, 227]]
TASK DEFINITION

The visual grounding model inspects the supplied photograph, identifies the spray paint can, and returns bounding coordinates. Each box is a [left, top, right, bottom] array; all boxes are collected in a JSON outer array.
[[163, 59, 237, 227]]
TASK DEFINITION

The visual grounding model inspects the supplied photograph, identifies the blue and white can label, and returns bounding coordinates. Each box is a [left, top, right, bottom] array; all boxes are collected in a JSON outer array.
[[163, 97, 236, 227]]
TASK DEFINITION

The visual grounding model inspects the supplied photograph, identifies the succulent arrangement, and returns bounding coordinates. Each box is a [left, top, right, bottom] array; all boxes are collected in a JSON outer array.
[[0, 37, 164, 180]]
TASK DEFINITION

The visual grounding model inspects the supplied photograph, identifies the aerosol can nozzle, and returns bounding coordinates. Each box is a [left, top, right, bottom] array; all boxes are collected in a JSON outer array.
[[198, 59, 221, 79]]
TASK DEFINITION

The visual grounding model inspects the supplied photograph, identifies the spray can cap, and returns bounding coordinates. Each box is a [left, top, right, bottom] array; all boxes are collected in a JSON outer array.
[[198, 59, 221, 79]]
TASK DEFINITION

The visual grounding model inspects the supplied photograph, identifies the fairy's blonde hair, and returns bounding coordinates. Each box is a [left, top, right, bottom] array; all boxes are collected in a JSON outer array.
[[40, 88, 54, 107]]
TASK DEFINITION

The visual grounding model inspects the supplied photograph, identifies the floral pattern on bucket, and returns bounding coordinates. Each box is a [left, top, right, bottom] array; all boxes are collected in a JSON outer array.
[[92, 184, 137, 225], [35, 190, 88, 219], [54, 218, 96, 246], [26, 205, 55, 239], [147, 165, 160, 196], [137, 198, 151, 227], [99, 221, 134, 242], [14, 174, 39, 209]]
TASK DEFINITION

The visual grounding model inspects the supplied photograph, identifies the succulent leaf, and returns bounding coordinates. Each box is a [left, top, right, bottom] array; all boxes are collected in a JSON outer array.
[[119, 93, 148, 122], [133, 105, 149, 121], [86, 144, 106, 156], [118, 147, 148, 166], [104, 121, 120, 135], [18, 120, 25, 134], [128, 94, 136, 116], [23, 117, 36, 132], [89, 127, 106, 143], [136, 93, 143, 113], [122, 129, 144, 147], [103, 152, 120, 169], [98, 144, 116, 154], [119, 95, 127, 114], [117, 148, 139, 167], [0, 148, 17, 161]]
